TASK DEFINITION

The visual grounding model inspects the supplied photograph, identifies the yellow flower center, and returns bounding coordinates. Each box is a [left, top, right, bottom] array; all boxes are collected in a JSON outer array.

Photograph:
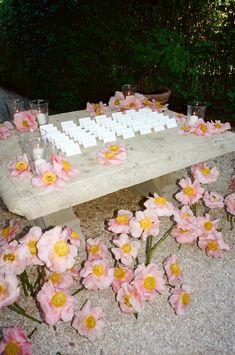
[[50, 272, 61, 284], [129, 102, 136, 108], [62, 160, 71, 172], [92, 264, 105, 277], [114, 267, 126, 280], [155, 101, 162, 108], [183, 186, 195, 196], [121, 243, 132, 254], [2, 227, 11, 237], [124, 294, 132, 308], [170, 263, 181, 276], [199, 124, 208, 133], [179, 229, 189, 234], [70, 231, 79, 239], [143, 99, 152, 106], [42, 172, 57, 185], [114, 99, 120, 106], [154, 196, 167, 205], [28, 239, 37, 255], [207, 240, 218, 251], [182, 125, 190, 131], [181, 292, 190, 305], [182, 212, 190, 219], [214, 123, 222, 128], [51, 291, 67, 307], [116, 214, 129, 224], [5, 341, 20, 355], [140, 218, 152, 230], [22, 120, 29, 127], [54, 240, 69, 257], [143, 275, 156, 290], [16, 161, 28, 171], [109, 144, 120, 152], [200, 166, 211, 174], [204, 221, 213, 231], [89, 245, 100, 254], [105, 151, 116, 159], [85, 315, 96, 329], [0, 284, 5, 295], [3, 253, 16, 263]]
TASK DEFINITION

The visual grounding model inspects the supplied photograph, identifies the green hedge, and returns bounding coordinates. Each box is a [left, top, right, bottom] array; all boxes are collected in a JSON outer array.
[[0, 0, 234, 121]]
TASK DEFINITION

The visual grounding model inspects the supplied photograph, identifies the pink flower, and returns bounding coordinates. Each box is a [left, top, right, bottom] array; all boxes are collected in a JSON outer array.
[[18, 226, 44, 266], [169, 284, 193, 315], [132, 263, 166, 302], [163, 254, 183, 285], [72, 300, 105, 341], [80, 259, 113, 290], [197, 214, 219, 236], [0, 220, 19, 246], [177, 123, 194, 135], [108, 91, 124, 111], [191, 162, 219, 184], [224, 193, 235, 216], [173, 205, 197, 225], [203, 191, 224, 209], [175, 113, 187, 121], [198, 231, 230, 258], [129, 210, 160, 240], [37, 281, 75, 325], [151, 101, 168, 112], [171, 221, 199, 244], [3, 121, 14, 130], [31, 163, 65, 192], [0, 327, 32, 355], [116, 282, 144, 313], [46, 270, 74, 289], [86, 102, 107, 116], [0, 126, 10, 140], [63, 227, 81, 248], [108, 209, 133, 234], [111, 265, 134, 292], [52, 154, 78, 181], [208, 120, 231, 133], [37, 226, 78, 272], [86, 237, 108, 261], [14, 110, 38, 131], [111, 234, 141, 266], [175, 178, 204, 205], [0, 274, 20, 309], [120, 95, 142, 111], [97, 144, 127, 165], [229, 176, 235, 191], [194, 119, 212, 136], [134, 93, 146, 103], [68, 265, 80, 281], [7, 153, 31, 177], [144, 193, 174, 217], [0, 241, 26, 275]]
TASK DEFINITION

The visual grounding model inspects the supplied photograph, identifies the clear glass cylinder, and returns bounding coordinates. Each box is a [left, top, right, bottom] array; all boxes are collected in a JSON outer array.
[[122, 84, 136, 97], [23, 137, 54, 174], [187, 101, 207, 119], [15, 129, 47, 153], [5, 99, 26, 121], [29, 99, 49, 126]]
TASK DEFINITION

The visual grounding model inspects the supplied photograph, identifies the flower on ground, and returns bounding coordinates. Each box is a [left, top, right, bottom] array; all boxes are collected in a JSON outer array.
[[194, 119, 212, 136], [169, 284, 193, 315], [171, 221, 199, 244], [0, 274, 20, 309], [0, 126, 10, 140], [163, 254, 183, 285], [37, 226, 78, 272], [144, 193, 174, 217], [52, 154, 78, 181], [111, 234, 141, 266], [80, 259, 113, 290], [175, 178, 204, 205], [97, 144, 127, 165], [198, 231, 230, 258], [0, 220, 19, 246], [111, 265, 134, 293], [86, 237, 108, 261], [108, 91, 124, 111], [129, 210, 160, 240], [116, 282, 144, 313], [108, 209, 133, 234], [0, 241, 26, 275], [0, 327, 32, 355], [31, 163, 65, 192], [120, 95, 142, 111], [46, 270, 74, 290], [63, 227, 81, 248], [86, 102, 107, 116], [37, 281, 75, 325], [173, 205, 197, 225], [191, 162, 219, 184], [203, 191, 224, 209], [208, 120, 231, 133], [197, 214, 219, 236], [18, 226, 44, 266], [72, 300, 105, 341], [69, 265, 80, 281], [13, 110, 38, 131], [7, 153, 31, 177], [132, 263, 166, 302], [177, 123, 194, 135], [229, 176, 235, 191], [224, 193, 235, 216]]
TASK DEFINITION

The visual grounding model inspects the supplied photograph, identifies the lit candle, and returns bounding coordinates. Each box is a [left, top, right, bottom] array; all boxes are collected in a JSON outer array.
[[34, 158, 47, 168], [32, 146, 44, 160], [188, 115, 198, 126], [37, 113, 47, 125]]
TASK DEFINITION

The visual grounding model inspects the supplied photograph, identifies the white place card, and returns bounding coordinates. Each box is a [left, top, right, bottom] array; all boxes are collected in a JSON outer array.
[[103, 132, 117, 143], [139, 126, 152, 135], [82, 135, 97, 148], [125, 109, 136, 114], [166, 118, 177, 128], [79, 117, 91, 127], [112, 112, 123, 119], [122, 127, 135, 139], [153, 123, 165, 132]]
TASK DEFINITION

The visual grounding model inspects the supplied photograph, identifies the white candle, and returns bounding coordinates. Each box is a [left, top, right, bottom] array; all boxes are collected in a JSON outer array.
[[188, 115, 198, 126], [34, 158, 47, 168], [37, 113, 47, 125], [33, 146, 44, 160]]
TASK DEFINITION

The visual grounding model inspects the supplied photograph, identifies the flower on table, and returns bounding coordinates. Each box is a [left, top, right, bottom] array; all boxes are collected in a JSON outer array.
[[108, 91, 124, 111], [163, 254, 183, 285], [0, 327, 32, 355], [13, 110, 38, 131], [197, 214, 219, 236], [31, 163, 65, 192], [144, 193, 174, 217], [86, 102, 107, 116], [175, 177, 204, 205], [224, 193, 235, 216], [37, 226, 78, 272], [111, 265, 134, 293], [63, 227, 81, 248], [0, 126, 10, 140], [229, 176, 235, 191], [108, 209, 133, 234], [46, 270, 74, 290], [86, 237, 108, 261], [97, 144, 127, 166], [37, 280, 75, 325], [173, 205, 197, 225], [0, 220, 19, 246], [0, 241, 26, 275], [171, 221, 199, 244], [116, 282, 144, 313], [203, 191, 224, 209], [191, 162, 219, 184], [111, 234, 141, 266], [0, 274, 20, 309], [198, 231, 230, 258], [52, 154, 78, 181], [18, 226, 44, 266], [177, 123, 195, 135], [169, 284, 193, 315], [80, 259, 113, 290], [151, 101, 168, 112], [129, 210, 160, 240], [72, 300, 105, 341], [208, 120, 231, 133], [120, 95, 142, 111], [132, 263, 166, 302], [7, 153, 31, 177], [175, 113, 187, 121], [194, 119, 212, 136]]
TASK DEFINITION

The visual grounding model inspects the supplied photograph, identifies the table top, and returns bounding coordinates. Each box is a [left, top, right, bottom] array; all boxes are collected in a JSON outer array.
[[0, 109, 235, 220]]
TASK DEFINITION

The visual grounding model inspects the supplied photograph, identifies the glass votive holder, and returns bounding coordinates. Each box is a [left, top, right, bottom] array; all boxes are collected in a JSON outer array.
[[187, 101, 207, 119], [122, 84, 136, 97], [16, 129, 47, 153], [5, 99, 26, 121], [23, 137, 54, 174], [29, 99, 49, 126]]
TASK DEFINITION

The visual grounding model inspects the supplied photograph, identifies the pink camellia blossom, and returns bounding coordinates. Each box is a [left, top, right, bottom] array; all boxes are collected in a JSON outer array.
[[69, 265, 80, 281], [46, 270, 74, 290], [63, 227, 81, 248], [0, 274, 20, 309], [175, 177, 204, 205], [97, 145, 127, 165], [191, 162, 219, 184], [198, 231, 230, 258], [72, 300, 105, 341], [109, 91, 124, 111], [80, 259, 113, 290], [176, 113, 187, 121], [144, 193, 174, 217], [37, 280, 75, 325], [31, 163, 65, 192], [86, 237, 108, 261], [116, 282, 144, 313], [134, 93, 146, 103], [111, 234, 141, 266], [13, 110, 38, 131], [224, 193, 235, 216], [86, 102, 107, 116], [111, 265, 134, 293], [208, 120, 231, 133], [173, 205, 197, 225], [194, 119, 212, 136], [169, 284, 193, 315], [0, 241, 26, 275], [197, 214, 219, 236], [18, 226, 44, 266], [0, 126, 10, 140], [120, 95, 142, 111], [0, 327, 32, 355], [163, 254, 183, 285], [151, 101, 168, 112], [229, 176, 235, 191], [37, 226, 78, 272], [52, 154, 78, 181], [129, 210, 160, 240], [132, 263, 166, 302], [108, 209, 133, 234], [3, 121, 14, 130], [203, 191, 224, 209], [0, 220, 19, 246], [7, 153, 31, 178], [171, 221, 199, 244], [177, 123, 195, 135]]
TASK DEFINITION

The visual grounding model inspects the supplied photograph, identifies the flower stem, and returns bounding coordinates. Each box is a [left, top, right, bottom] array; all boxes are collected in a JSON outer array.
[[135, 257, 139, 266], [191, 203, 197, 216], [145, 235, 153, 265], [229, 215, 233, 230], [134, 313, 138, 320], [72, 286, 85, 296], [8, 303, 42, 324], [28, 327, 38, 339], [19, 273, 28, 297], [151, 225, 175, 253]]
